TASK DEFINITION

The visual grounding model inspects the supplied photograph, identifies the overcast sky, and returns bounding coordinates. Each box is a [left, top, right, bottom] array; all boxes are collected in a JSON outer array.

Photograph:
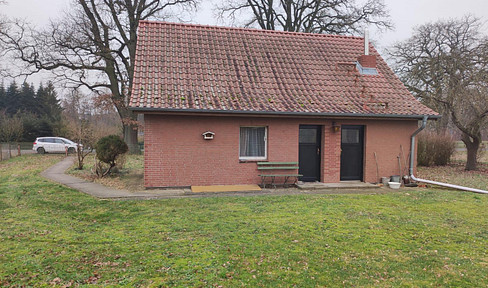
[[2, 0, 488, 84]]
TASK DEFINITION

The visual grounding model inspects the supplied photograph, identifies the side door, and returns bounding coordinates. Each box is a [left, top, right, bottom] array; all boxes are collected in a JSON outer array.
[[340, 125, 364, 181], [298, 125, 322, 182], [43, 138, 56, 153], [53, 138, 66, 153]]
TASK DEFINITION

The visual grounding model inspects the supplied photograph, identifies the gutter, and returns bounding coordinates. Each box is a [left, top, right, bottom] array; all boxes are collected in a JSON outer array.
[[409, 116, 488, 194], [130, 107, 441, 120]]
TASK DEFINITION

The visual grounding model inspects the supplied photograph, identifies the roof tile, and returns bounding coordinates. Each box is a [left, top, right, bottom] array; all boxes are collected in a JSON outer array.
[[130, 21, 437, 117]]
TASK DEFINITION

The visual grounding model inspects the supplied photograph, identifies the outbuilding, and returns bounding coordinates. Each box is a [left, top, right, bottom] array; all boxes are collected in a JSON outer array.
[[129, 21, 438, 188]]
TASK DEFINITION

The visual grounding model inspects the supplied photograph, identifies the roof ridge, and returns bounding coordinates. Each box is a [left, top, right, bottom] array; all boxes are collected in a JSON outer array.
[[138, 20, 364, 40]]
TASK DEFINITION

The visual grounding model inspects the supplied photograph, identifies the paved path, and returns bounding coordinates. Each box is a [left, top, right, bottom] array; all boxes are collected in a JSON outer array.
[[41, 157, 388, 200], [41, 157, 188, 199]]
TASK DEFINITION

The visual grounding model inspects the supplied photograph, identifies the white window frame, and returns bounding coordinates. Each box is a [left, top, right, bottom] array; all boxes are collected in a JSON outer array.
[[239, 126, 268, 161]]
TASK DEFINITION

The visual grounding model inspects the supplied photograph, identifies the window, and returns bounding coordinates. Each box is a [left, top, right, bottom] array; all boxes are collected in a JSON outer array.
[[342, 129, 360, 144], [299, 128, 317, 144], [239, 127, 267, 160]]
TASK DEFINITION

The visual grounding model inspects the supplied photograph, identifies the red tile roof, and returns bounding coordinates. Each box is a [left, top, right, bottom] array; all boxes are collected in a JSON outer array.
[[130, 21, 438, 118]]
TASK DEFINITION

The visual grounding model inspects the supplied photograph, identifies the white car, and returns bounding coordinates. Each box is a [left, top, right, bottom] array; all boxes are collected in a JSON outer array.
[[33, 137, 81, 154]]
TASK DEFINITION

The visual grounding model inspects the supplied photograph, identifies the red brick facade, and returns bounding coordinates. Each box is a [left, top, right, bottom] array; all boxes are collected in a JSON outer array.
[[144, 114, 418, 188]]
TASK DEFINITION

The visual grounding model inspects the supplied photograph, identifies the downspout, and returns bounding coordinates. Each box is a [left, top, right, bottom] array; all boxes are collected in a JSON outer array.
[[409, 116, 488, 194]]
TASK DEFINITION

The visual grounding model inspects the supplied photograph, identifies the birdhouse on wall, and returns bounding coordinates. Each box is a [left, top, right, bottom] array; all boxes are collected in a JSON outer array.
[[202, 131, 215, 140]]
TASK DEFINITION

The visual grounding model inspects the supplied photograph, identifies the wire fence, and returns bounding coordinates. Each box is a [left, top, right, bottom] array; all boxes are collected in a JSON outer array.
[[0, 142, 35, 162]]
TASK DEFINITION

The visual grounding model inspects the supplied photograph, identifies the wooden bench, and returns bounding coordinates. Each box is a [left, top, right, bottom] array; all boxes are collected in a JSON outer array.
[[257, 162, 302, 188]]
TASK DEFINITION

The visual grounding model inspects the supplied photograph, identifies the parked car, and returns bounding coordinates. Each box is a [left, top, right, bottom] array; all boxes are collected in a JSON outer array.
[[32, 137, 82, 154]]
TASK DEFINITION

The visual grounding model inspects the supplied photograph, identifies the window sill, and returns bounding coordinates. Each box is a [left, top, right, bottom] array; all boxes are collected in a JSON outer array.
[[239, 158, 267, 163]]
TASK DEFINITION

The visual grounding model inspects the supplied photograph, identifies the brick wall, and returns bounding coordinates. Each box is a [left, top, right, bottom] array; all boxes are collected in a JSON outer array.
[[143, 114, 418, 188]]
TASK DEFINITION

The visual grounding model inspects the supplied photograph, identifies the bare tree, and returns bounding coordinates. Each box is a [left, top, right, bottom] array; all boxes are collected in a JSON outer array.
[[389, 16, 488, 171], [0, 1, 5, 29], [0, 111, 24, 158], [62, 88, 123, 170], [61, 90, 97, 170], [0, 0, 196, 153], [217, 0, 392, 34], [0, 1, 7, 74]]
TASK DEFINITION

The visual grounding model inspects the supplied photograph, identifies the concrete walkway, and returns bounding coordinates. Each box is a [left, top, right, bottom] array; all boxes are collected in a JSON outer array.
[[42, 157, 388, 200], [41, 157, 188, 199]]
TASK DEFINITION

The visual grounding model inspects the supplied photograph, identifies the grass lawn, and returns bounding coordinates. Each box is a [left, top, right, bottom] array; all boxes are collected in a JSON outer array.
[[2, 155, 488, 286], [417, 151, 488, 191]]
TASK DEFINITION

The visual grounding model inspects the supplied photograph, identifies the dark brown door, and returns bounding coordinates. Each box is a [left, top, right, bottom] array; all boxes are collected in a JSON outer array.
[[299, 125, 321, 182], [340, 125, 364, 181]]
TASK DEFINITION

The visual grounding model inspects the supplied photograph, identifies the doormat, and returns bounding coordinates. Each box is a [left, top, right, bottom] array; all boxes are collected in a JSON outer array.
[[191, 184, 261, 193]]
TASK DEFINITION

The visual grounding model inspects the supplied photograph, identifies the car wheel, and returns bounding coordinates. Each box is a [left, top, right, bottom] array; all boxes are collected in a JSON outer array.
[[37, 147, 45, 154], [68, 147, 76, 154]]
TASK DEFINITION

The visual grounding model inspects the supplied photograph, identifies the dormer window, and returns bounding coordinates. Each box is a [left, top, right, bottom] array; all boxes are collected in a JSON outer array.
[[356, 60, 378, 75]]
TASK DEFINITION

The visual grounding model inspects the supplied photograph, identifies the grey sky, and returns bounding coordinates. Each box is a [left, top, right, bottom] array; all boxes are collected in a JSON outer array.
[[2, 0, 488, 84]]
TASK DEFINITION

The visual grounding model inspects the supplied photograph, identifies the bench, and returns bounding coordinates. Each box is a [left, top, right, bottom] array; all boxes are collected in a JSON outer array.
[[257, 162, 302, 188]]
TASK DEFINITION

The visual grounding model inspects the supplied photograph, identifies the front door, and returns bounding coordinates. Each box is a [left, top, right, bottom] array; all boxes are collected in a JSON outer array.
[[299, 125, 321, 182], [340, 125, 364, 181]]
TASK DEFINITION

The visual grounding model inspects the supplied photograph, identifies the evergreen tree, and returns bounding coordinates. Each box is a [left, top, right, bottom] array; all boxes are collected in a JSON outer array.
[[4, 82, 19, 115], [0, 82, 5, 111], [18, 82, 37, 114], [37, 82, 62, 121], [0, 80, 64, 141]]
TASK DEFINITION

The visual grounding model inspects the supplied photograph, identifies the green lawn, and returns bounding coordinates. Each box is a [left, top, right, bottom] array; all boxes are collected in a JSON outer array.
[[417, 151, 488, 191], [2, 155, 488, 287]]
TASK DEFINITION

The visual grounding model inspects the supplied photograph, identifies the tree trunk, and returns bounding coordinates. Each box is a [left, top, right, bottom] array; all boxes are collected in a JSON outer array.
[[77, 146, 83, 170], [124, 123, 139, 154], [462, 133, 480, 171]]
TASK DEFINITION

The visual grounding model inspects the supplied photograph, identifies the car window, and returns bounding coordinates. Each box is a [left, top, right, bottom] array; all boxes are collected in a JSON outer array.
[[54, 139, 64, 144], [45, 138, 55, 143], [37, 138, 45, 143]]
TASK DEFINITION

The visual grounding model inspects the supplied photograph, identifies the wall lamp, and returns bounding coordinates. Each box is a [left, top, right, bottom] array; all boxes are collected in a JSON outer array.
[[332, 122, 341, 133]]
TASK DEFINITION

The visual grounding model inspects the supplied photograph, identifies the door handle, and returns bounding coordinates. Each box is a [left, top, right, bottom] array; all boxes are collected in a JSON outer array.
[[317, 147, 320, 155]]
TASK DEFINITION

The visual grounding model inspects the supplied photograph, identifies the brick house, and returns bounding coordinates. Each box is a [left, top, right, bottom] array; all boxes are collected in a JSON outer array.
[[129, 21, 438, 188]]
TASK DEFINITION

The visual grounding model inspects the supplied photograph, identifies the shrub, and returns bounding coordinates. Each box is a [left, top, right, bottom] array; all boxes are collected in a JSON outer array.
[[417, 131, 456, 166], [94, 135, 128, 177]]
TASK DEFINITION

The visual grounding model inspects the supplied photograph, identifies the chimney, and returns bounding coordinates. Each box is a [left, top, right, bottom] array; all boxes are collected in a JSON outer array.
[[364, 30, 369, 55], [357, 30, 376, 68]]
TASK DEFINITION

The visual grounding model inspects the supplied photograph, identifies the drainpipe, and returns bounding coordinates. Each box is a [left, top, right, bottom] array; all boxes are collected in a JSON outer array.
[[409, 116, 488, 194]]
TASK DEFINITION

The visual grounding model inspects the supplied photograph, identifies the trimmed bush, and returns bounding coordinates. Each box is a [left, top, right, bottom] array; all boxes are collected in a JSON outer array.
[[417, 131, 456, 166], [95, 135, 128, 177]]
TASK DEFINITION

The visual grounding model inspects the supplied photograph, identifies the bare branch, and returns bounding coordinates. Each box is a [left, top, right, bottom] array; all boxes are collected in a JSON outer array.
[[388, 15, 488, 170], [216, 0, 392, 35], [0, 0, 197, 153]]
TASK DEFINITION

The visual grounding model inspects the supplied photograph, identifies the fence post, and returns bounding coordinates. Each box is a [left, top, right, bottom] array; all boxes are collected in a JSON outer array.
[[0, 144, 3, 161], [17, 144, 21, 156], [65, 146, 68, 157]]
